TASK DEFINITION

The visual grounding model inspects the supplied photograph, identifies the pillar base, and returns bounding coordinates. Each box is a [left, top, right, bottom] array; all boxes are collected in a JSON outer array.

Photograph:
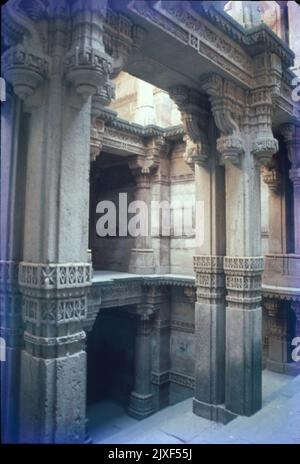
[[266, 360, 300, 376], [193, 398, 237, 425], [128, 392, 154, 420], [20, 350, 86, 444]]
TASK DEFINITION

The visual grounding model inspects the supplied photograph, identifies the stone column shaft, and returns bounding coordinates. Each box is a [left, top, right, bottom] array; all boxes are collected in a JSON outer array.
[[205, 74, 279, 418], [169, 84, 227, 422], [1, 90, 25, 443], [128, 312, 154, 419], [193, 255, 226, 421], [223, 158, 263, 417], [262, 166, 287, 254], [264, 298, 290, 372], [2, 1, 112, 443], [150, 288, 170, 410], [193, 134, 227, 422]]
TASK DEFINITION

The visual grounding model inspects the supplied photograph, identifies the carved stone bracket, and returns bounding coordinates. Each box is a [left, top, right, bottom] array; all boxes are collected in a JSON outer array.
[[169, 85, 210, 168], [202, 74, 278, 166], [262, 165, 281, 194], [129, 136, 166, 176], [202, 74, 244, 166], [90, 119, 105, 162]]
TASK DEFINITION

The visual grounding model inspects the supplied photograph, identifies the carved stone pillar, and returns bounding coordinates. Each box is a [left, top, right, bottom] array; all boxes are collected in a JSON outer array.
[[280, 124, 300, 254], [262, 164, 286, 254], [128, 172, 154, 274], [0, 261, 22, 444], [264, 298, 290, 373], [169, 85, 227, 422], [148, 286, 170, 411], [19, 263, 91, 444], [1, 85, 27, 442], [128, 303, 156, 419], [204, 74, 278, 417], [128, 137, 164, 274], [193, 256, 227, 421], [2, 0, 112, 443]]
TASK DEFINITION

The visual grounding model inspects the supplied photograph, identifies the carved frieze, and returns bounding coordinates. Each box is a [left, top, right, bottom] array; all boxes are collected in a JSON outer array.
[[194, 255, 225, 304], [224, 256, 264, 310], [19, 262, 92, 290]]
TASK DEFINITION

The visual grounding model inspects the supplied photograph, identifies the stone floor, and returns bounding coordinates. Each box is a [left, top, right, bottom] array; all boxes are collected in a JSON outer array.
[[88, 371, 300, 444]]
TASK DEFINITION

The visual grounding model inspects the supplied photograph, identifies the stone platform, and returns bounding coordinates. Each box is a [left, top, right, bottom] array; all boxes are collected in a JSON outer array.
[[88, 371, 300, 444]]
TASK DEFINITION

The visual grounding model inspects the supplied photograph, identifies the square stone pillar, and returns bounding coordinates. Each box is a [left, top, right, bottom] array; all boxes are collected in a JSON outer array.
[[223, 159, 265, 417], [128, 173, 155, 274], [1, 89, 26, 443], [262, 163, 287, 254], [193, 255, 227, 421], [128, 311, 155, 419], [18, 263, 92, 443], [203, 74, 279, 417], [2, 1, 114, 443], [169, 85, 227, 422], [150, 287, 171, 411], [128, 138, 166, 274]]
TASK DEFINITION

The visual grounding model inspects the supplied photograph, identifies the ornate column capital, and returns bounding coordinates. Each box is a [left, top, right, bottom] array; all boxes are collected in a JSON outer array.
[[201, 74, 278, 167], [264, 298, 282, 318], [2, 0, 50, 102], [64, 2, 113, 100], [169, 85, 210, 168], [249, 87, 278, 166], [262, 165, 281, 193]]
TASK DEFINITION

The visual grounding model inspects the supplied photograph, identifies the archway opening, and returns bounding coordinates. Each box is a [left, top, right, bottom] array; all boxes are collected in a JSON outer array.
[[86, 307, 136, 441]]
